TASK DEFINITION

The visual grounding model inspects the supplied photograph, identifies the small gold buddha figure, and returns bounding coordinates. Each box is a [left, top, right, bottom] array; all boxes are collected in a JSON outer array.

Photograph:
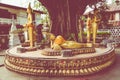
[[86, 13, 92, 43], [92, 9, 101, 44], [25, 3, 36, 48]]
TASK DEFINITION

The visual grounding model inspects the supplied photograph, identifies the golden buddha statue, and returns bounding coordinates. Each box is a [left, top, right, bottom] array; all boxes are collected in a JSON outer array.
[[51, 35, 93, 50], [92, 9, 101, 44], [24, 3, 36, 48], [86, 13, 92, 43]]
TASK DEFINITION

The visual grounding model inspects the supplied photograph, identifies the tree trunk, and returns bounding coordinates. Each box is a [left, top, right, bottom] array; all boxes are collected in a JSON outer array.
[[39, 0, 100, 41]]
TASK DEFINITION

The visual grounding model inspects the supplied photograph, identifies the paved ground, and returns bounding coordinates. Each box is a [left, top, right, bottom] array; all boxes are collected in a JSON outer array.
[[0, 50, 5, 67], [0, 48, 120, 80]]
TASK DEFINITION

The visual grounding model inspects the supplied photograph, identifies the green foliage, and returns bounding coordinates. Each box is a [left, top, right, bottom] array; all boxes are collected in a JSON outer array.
[[33, 0, 50, 25], [67, 33, 77, 41], [10, 29, 24, 34], [83, 31, 111, 36], [40, 39, 46, 44]]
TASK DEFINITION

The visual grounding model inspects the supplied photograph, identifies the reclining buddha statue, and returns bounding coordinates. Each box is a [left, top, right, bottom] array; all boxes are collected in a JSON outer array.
[[51, 35, 93, 50]]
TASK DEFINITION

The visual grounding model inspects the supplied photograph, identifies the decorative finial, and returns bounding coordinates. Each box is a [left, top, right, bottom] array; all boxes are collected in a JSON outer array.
[[27, 3, 33, 12]]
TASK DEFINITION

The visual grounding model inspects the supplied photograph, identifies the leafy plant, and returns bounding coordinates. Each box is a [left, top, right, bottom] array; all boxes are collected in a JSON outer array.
[[83, 31, 111, 36], [10, 29, 24, 34]]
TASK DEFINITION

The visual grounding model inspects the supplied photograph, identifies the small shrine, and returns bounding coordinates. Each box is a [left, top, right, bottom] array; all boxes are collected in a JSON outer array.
[[9, 16, 20, 47], [4, 3, 116, 77]]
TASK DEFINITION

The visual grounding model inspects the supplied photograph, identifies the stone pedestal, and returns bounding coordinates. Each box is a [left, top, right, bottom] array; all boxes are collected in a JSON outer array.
[[61, 50, 73, 57], [5, 45, 115, 76]]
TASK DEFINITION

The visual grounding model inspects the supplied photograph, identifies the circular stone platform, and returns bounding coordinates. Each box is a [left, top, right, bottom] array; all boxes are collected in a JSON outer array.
[[4, 45, 116, 76]]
